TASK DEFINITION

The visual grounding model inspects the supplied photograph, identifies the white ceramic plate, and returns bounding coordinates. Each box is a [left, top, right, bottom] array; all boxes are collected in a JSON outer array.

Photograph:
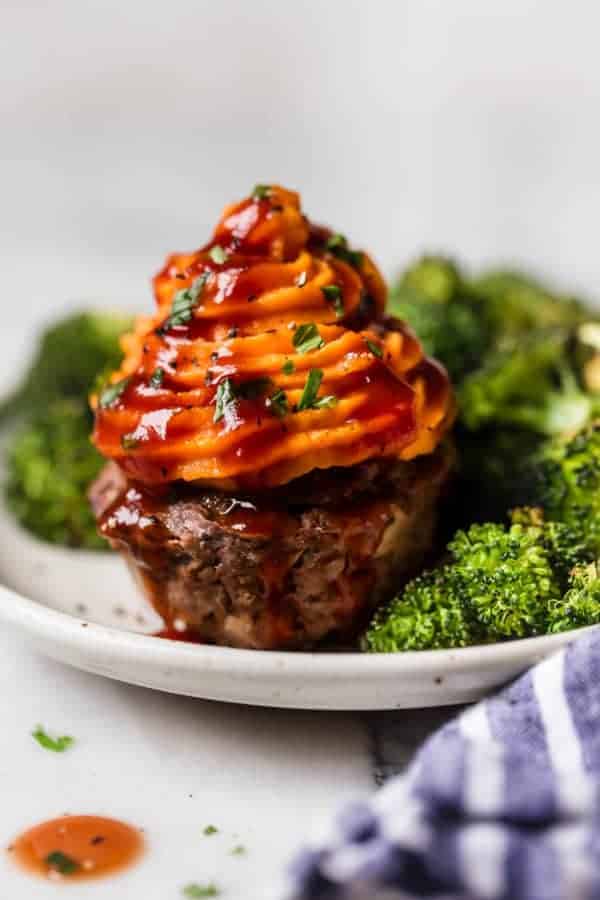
[[0, 472, 590, 709]]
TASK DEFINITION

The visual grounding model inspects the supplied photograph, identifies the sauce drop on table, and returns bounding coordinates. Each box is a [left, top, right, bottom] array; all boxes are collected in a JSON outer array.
[[8, 815, 144, 881]]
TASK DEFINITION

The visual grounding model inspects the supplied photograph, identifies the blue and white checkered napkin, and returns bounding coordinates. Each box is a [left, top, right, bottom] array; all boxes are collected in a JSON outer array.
[[285, 630, 600, 900]]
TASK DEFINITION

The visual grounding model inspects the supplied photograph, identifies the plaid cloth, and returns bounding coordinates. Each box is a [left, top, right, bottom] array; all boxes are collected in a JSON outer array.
[[285, 629, 600, 900]]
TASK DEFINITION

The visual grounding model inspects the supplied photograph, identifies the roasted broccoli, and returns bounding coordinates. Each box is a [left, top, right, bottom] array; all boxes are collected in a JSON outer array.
[[389, 256, 490, 382], [471, 269, 587, 339], [362, 567, 482, 653], [3, 311, 132, 549], [547, 563, 600, 634], [449, 425, 544, 527], [364, 510, 591, 652], [534, 423, 600, 555], [5, 400, 106, 549], [446, 519, 562, 639], [0, 311, 132, 422], [458, 330, 596, 436]]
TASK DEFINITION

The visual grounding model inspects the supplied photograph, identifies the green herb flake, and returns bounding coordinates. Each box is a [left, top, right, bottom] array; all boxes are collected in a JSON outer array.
[[292, 323, 325, 354], [230, 844, 246, 856], [160, 273, 209, 333], [325, 233, 363, 270], [282, 359, 295, 375], [213, 377, 272, 428], [366, 339, 383, 359], [321, 285, 344, 318], [45, 851, 79, 875], [150, 367, 164, 388], [209, 245, 228, 265], [213, 378, 237, 425], [182, 883, 220, 898], [268, 387, 289, 419], [120, 433, 139, 450], [252, 184, 271, 200], [296, 368, 336, 412], [99, 377, 130, 409], [203, 825, 218, 836], [32, 726, 74, 753]]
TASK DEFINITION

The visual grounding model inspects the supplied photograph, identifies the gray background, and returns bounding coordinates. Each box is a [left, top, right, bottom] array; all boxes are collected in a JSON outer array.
[[2, 0, 600, 377]]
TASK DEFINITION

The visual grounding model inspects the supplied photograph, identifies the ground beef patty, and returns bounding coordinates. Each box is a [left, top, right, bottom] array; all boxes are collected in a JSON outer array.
[[89, 446, 453, 650]]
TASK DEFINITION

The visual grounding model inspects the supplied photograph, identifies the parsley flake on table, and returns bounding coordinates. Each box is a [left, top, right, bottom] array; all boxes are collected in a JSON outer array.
[[45, 851, 79, 875], [99, 376, 130, 409], [159, 274, 209, 333], [203, 825, 218, 836], [321, 284, 344, 319], [230, 844, 246, 856], [296, 369, 338, 412], [182, 883, 220, 898], [32, 726, 74, 753], [292, 323, 324, 354], [209, 245, 228, 265]]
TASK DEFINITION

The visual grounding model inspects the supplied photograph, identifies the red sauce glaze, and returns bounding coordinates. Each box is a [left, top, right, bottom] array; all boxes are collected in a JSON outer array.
[[9, 815, 144, 882], [92, 185, 455, 491]]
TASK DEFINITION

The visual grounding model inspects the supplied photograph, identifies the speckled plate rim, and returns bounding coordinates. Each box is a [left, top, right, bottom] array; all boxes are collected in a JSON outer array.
[[0, 579, 591, 710]]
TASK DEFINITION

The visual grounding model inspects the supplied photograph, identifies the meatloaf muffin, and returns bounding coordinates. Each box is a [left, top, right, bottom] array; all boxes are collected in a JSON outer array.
[[90, 185, 456, 649]]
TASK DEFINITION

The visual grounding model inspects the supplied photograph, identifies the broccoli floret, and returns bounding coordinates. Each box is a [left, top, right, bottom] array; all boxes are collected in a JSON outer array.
[[0, 311, 132, 422], [510, 506, 593, 590], [362, 567, 480, 652], [471, 269, 587, 339], [364, 514, 579, 652], [2, 311, 132, 549], [447, 520, 562, 639], [5, 399, 106, 549], [458, 330, 596, 436], [389, 256, 490, 382], [547, 563, 600, 634], [534, 424, 600, 554]]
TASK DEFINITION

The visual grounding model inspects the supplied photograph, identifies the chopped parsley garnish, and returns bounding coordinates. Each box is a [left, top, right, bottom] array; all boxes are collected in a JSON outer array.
[[252, 184, 271, 200], [120, 433, 139, 450], [150, 367, 164, 388], [159, 274, 209, 333], [282, 359, 295, 375], [209, 245, 228, 265], [366, 339, 383, 359], [297, 369, 338, 412], [231, 844, 246, 856], [182, 884, 219, 898], [325, 233, 363, 270], [99, 377, 130, 409], [292, 323, 324, 354], [321, 284, 344, 319], [268, 387, 288, 419], [213, 377, 273, 427], [45, 851, 79, 875], [203, 825, 218, 836], [32, 726, 74, 753], [213, 378, 237, 425]]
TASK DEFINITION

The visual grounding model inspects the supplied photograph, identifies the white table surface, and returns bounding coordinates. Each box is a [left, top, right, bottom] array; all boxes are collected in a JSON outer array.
[[0, 619, 456, 898]]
